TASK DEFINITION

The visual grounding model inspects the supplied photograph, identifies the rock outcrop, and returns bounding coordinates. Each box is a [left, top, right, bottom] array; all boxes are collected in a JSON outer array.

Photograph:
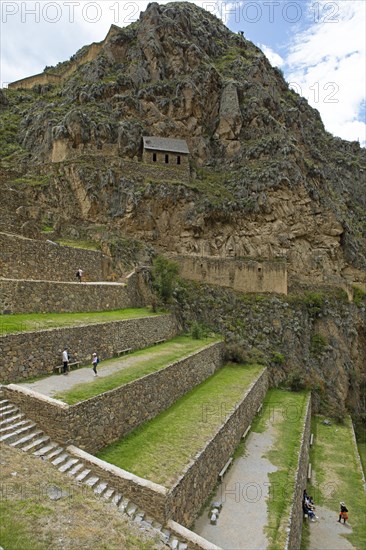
[[0, 1, 365, 290]]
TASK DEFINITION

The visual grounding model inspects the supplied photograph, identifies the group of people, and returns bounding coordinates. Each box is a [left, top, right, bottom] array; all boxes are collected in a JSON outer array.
[[303, 489, 349, 526], [303, 490, 317, 522], [62, 347, 100, 376]]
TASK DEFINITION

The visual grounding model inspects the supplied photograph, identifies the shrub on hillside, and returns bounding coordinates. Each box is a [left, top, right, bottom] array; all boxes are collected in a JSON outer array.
[[152, 255, 179, 304]]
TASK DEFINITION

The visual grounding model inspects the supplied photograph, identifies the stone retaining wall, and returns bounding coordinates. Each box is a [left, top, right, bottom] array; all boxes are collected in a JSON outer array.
[[0, 279, 133, 314], [0, 314, 178, 383], [176, 255, 287, 295], [3, 342, 224, 452], [0, 232, 111, 282], [285, 394, 312, 550], [167, 368, 269, 527]]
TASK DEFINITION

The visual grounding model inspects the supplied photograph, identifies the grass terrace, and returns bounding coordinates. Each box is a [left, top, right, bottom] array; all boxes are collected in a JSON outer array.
[[305, 415, 366, 549], [0, 308, 160, 335], [55, 335, 220, 405], [250, 389, 310, 550], [97, 363, 263, 487], [0, 445, 162, 550]]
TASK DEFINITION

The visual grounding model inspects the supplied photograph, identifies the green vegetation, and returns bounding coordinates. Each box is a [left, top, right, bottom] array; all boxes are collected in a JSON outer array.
[[352, 285, 366, 307], [0, 308, 158, 335], [55, 335, 219, 404], [55, 238, 100, 251], [358, 442, 366, 476], [0, 500, 51, 549], [9, 175, 51, 187], [303, 291, 325, 317], [307, 416, 366, 549], [152, 255, 179, 304], [98, 363, 263, 486], [310, 333, 327, 355], [251, 389, 310, 549]]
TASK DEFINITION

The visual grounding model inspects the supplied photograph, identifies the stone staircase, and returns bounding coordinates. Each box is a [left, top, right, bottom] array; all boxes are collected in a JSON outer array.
[[0, 392, 188, 550]]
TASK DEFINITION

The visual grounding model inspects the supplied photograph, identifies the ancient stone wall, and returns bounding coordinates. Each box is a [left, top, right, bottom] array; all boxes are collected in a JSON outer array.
[[176, 256, 288, 294], [0, 232, 111, 282], [167, 368, 269, 526], [8, 26, 114, 90], [142, 149, 190, 177], [0, 314, 178, 382], [8, 72, 62, 90], [0, 279, 134, 314], [3, 342, 224, 453], [285, 394, 312, 550]]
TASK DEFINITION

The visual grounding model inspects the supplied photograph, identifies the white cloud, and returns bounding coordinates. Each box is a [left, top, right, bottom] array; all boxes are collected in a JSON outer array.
[[284, 0, 366, 145], [259, 44, 284, 68]]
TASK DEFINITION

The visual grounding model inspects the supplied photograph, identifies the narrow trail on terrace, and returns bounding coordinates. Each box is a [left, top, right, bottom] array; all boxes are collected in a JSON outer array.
[[194, 422, 277, 549]]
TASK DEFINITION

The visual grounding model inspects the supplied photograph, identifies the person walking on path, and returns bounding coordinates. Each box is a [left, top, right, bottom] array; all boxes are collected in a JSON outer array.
[[92, 352, 99, 376], [76, 268, 83, 282], [338, 502, 349, 524], [62, 347, 69, 375]]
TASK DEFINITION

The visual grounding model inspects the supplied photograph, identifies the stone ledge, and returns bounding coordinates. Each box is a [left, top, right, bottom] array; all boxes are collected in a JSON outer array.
[[167, 520, 222, 550]]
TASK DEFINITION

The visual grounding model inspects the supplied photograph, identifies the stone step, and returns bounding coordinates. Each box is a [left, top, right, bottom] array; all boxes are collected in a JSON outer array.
[[118, 498, 130, 513], [76, 469, 91, 482], [44, 447, 64, 461], [0, 423, 36, 444], [160, 528, 171, 543], [112, 493, 122, 506], [22, 435, 51, 453], [68, 463, 85, 477], [94, 482, 108, 496], [0, 419, 34, 435], [169, 538, 179, 550], [0, 407, 19, 419], [0, 413, 24, 428], [0, 403, 14, 413], [58, 458, 79, 473], [126, 503, 138, 517], [11, 430, 43, 448], [51, 452, 69, 466], [33, 442, 59, 457], [133, 511, 145, 524], [103, 488, 115, 501], [0, 399, 9, 406], [84, 476, 100, 488]]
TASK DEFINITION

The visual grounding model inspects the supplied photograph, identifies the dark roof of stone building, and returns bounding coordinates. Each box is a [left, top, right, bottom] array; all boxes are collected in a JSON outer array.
[[143, 136, 190, 154]]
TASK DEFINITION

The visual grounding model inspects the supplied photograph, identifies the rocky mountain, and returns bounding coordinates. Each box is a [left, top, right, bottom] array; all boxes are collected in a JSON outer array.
[[1, 1, 365, 289]]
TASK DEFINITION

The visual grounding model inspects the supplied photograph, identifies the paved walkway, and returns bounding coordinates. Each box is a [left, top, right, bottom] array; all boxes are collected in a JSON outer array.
[[17, 352, 167, 398], [308, 505, 355, 550], [194, 423, 277, 549]]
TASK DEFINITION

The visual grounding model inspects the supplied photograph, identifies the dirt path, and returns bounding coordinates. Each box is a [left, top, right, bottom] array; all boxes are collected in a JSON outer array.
[[308, 505, 355, 550], [194, 424, 277, 549]]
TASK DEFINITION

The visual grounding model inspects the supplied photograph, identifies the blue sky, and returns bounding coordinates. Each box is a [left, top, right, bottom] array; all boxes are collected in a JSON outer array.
[[1, 1, 365, 144]]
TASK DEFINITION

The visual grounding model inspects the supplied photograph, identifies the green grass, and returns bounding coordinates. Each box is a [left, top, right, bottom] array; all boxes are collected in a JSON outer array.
[[251, 388, 310, 550], [358, 441, 366, 476], [55, 335, 220, 404], [0, 501, 49, 549], [97, 363, 263, 487], [55, 239, 100, 251], [0, 308, 159, 335], [307, 416, 366, 549]]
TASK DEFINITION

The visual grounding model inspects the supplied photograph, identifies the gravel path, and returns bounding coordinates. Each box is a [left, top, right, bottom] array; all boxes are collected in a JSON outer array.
[[194, 423, 277, 549], [308, 505, 355, 550], [17, 351, 168, 398]]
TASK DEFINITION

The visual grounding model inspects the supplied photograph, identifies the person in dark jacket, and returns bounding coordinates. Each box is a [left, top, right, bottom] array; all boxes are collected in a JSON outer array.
[[338, 502, 348, 523]]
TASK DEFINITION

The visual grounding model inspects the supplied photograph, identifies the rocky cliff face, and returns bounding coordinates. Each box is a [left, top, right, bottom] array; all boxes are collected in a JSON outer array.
[[1, 1, 365, 289]]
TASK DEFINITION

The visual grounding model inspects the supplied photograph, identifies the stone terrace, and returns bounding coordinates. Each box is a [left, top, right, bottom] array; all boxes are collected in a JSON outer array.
[[0, 232, 111, 282]]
